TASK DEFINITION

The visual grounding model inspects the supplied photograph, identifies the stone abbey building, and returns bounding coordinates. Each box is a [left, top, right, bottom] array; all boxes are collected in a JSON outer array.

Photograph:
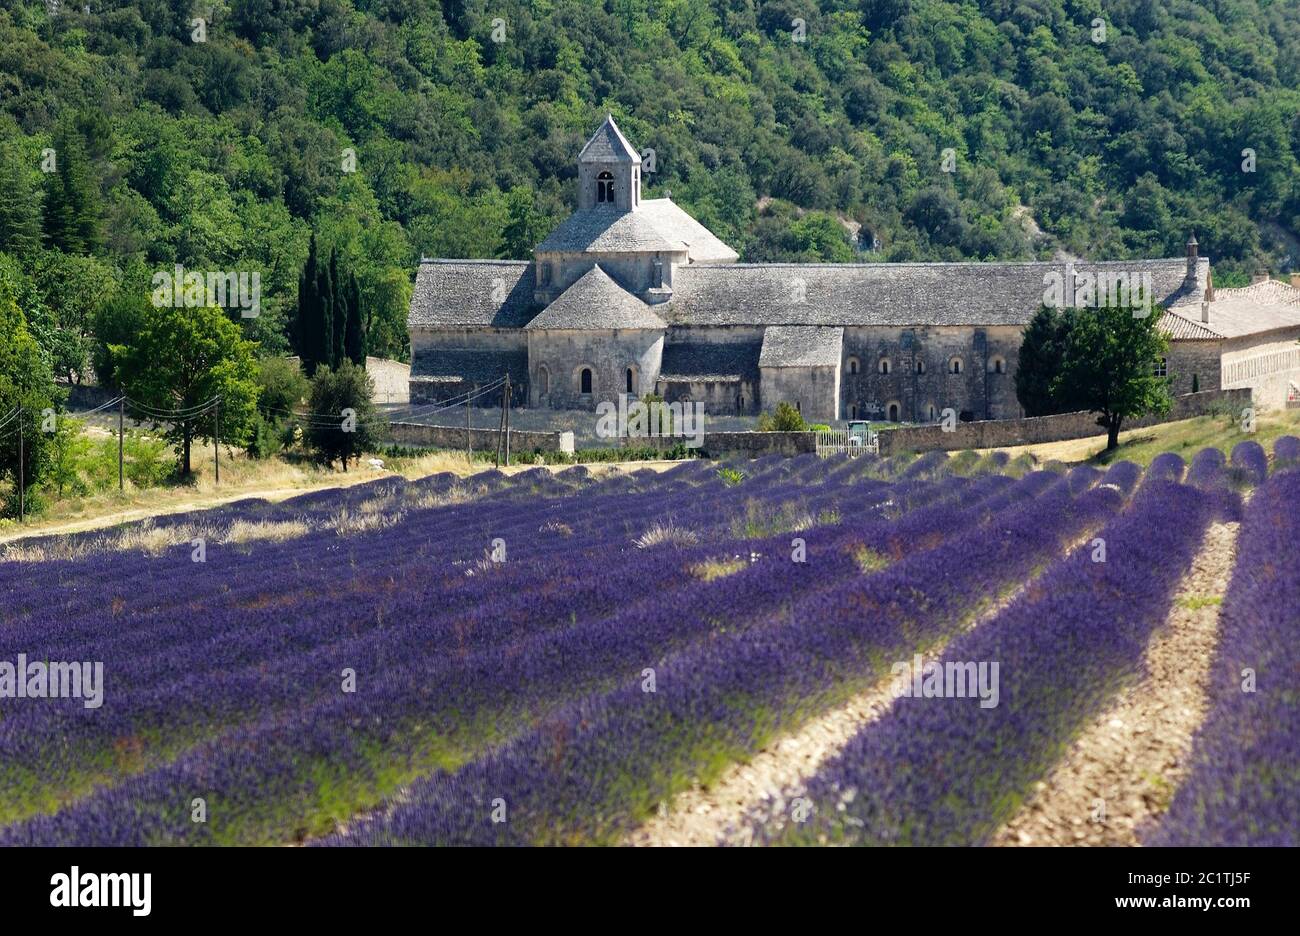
[[409, 117, 1300, 423]]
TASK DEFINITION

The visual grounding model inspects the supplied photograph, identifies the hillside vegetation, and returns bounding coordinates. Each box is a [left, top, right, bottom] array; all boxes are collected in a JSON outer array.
[[2, 0, 1300, 365]]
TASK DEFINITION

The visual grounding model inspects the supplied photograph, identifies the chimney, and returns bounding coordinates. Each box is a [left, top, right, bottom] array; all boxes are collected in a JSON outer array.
[[1290, 273, 1300, 288], [1185, 233, 1198, 281], [1201, 300, 1211, 324], [1253, 269, 1270, 284]]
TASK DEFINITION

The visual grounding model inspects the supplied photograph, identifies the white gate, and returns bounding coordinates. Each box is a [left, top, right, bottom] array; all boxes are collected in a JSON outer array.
[[816, 429, 877, 458]]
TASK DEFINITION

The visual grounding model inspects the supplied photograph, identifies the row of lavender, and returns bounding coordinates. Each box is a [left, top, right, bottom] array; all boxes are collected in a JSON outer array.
[[1, 451, 999, 842], [4, 439, 1292, 845], [323, 464, 1128, 845], [761, 439, 1293, 846], [1146, 457, 1300, 846], [0, 455, 882, 824]]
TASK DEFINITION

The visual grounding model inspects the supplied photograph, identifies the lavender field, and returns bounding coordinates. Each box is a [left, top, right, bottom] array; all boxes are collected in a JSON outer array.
[[0, 444, 1295, 847]]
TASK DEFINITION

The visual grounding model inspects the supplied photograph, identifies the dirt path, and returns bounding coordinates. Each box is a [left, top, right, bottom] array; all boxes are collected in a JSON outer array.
[[991, 520, 1240, 847], [625, 530, 1101, 847]]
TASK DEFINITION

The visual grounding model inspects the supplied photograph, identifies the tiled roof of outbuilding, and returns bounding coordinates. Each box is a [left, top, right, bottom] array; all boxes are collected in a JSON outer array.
[[525, 265, 666, 330], [1165, 279, 1300, 340]]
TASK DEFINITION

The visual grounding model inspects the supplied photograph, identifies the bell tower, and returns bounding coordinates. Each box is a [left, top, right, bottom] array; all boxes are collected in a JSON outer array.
[[578, 115, 641, 212]]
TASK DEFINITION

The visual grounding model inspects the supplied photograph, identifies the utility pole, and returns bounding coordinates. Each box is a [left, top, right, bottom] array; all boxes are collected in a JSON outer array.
[[495, 379, 506, 469], [118, 398, 125, 491], [17, 407, 24, 524], [466, 385, 472, 457], [504, 375, 511, 467], [213, 399, 220, 485]]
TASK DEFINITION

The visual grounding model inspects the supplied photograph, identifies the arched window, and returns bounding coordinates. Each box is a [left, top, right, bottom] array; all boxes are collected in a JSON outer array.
[[927, 404, 937, 421], [537, 365, 550, 396], [949, 356, 963, 375], [990, 356, 1006, 375], [597, 171, 614, 203], [916, 359, 926, 375], [580, 367, 593, 394], [847, 356, 860, 375], [879, 358, 891, 375], [887, 402, 900, 422], [849, 404, 859, 420], [626, 367, 635, 394]]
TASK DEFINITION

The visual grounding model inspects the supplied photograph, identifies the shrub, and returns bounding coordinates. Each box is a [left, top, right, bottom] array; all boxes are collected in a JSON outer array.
[[757, 402, 807, 432]]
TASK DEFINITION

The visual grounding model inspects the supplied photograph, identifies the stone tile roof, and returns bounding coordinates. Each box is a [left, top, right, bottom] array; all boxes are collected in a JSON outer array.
[[636, 199, 739, 262], [579, 116, 640, 164], [525, 265, 666, 330], [1157, 312, 1223, 341], [409, 346, 528, 385], [408, 260, 537, 328], [1166, 280, 1300, 340], [408, 257, 1211, 331], [535, 205, 680, 254], [661, 259, 1205, 327], [659, 341, 762, 382], [759, 326, 844, 367]]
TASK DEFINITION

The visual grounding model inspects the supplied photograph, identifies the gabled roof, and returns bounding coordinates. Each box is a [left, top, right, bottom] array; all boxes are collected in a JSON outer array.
[[1165, 279, 1300, 339], [759, 326, 844, 367], [1157, 311, 1222, 341], [525, 265, 666, 331], [659, 259, 1204, 328], [408, 260, 536, 328], [579, 115, 641, 164]]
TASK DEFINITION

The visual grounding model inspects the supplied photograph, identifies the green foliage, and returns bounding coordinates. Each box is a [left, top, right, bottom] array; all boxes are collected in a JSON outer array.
[[255, 357, 310, 416], [758, 401, 809, 432], [305, 362, 379, 470], [717, 467, 746, 486], [41, 122, 102, 255], [1053, 305, 1174, 450], [0, 267, 62, 517], [112, 303, 260, 476], [1015, 306, 1074, 418], [295, 235, 367, 375]]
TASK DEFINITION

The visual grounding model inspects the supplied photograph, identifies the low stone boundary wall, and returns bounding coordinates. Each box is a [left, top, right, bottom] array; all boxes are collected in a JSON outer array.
[[876, 388, 1251, 456], [698, 431, 818, 458], [387, 422, 575, 454]]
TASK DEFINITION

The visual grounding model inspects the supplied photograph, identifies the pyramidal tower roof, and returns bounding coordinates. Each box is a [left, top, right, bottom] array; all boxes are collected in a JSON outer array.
[[579, 115, 641, 164]]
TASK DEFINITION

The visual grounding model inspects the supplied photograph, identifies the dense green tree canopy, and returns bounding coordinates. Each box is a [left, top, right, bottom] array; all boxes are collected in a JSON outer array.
[[1, 0, 1299, 367], [111, 303, 260, 476]]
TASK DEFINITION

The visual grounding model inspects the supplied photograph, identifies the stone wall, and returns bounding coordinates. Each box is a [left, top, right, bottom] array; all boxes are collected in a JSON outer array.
[[387, 422, 575, 454], [527, 328, 664, 409], [1165, 341, 1223, 395], [1222, 327, 1300, 409], [840, 325, 1022, 423], [760, 364, 841, 423], [875, 388, 1251, 455], [698, 431, 818, 458]]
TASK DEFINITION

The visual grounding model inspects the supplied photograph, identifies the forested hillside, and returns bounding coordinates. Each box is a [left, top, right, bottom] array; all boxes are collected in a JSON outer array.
[[2, 0, 1300, 366]]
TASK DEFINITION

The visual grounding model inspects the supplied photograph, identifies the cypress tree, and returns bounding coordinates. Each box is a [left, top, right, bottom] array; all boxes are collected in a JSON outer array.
[[345, 271, 365, 367], [328, 249, 346, 369], [315, 253, 335, 371], [297, 234, 322, 375]]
